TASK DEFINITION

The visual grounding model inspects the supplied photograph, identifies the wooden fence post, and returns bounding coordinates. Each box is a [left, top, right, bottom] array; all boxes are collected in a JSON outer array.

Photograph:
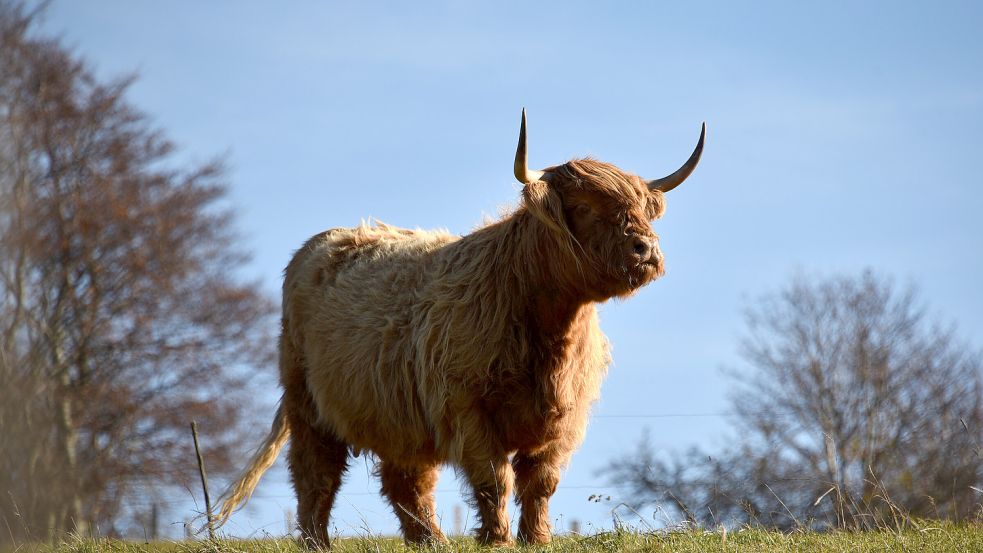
[[190, 421, 215, 540]]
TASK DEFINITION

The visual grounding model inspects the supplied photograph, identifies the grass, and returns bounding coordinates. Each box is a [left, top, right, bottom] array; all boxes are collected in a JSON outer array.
[[16, 523, 983, 553]]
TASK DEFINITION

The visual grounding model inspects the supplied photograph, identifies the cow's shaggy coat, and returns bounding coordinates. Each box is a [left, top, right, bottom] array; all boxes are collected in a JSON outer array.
[[215, 114, 703, 547]]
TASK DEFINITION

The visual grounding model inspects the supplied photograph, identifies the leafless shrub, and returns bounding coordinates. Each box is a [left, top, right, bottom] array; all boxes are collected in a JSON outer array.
[[605, 270, 983, 529]]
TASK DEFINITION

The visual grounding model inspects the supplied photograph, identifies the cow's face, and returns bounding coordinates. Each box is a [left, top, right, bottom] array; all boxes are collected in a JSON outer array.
[[513, 110, 705, 300], [553, 161, 666, 298]]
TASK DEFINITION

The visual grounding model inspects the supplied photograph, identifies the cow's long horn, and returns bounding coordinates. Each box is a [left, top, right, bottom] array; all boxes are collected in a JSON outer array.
[[646, 122, 706, 193], [514, 108, 546, 184]]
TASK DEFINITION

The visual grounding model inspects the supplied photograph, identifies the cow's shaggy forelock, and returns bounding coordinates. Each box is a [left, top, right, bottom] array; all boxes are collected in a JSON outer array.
[[554, 158, 667, 220]]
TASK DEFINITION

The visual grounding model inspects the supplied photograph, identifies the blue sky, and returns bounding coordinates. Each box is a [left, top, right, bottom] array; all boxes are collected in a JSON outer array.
[[37, 0, 983, 539]]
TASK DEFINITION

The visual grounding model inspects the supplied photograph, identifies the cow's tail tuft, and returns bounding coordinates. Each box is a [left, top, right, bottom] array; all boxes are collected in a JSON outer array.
[[214, 403, 290, 528]]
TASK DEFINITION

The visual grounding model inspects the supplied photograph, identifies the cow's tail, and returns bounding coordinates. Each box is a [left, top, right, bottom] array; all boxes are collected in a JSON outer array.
[[213, 403, 290, 528]]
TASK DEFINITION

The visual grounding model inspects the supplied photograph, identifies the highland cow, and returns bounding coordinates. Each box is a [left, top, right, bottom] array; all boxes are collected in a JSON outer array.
[[215, 110, 705, 547]]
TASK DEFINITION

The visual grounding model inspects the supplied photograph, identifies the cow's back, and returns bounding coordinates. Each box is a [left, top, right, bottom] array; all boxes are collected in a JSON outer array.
[[282, 222, 457, 461]]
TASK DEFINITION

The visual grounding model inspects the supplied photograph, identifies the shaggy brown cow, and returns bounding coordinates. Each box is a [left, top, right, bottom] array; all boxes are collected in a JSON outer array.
[[215, 110, 704, 547]]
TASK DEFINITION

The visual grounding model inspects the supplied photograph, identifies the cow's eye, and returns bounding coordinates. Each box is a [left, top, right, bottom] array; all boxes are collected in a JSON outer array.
[[574, 204, 592, 216]]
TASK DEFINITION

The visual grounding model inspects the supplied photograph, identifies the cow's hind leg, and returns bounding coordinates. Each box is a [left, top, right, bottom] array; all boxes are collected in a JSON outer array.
[[513, 448, 566, 544], [281, 327, 350, 548], [288, 418, 349, 549], [379, 460, 447, 544], [286, 409, 349, 549]]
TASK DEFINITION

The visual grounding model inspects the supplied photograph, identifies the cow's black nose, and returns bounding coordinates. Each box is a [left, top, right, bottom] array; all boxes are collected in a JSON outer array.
[[632, 236, 651, 259]]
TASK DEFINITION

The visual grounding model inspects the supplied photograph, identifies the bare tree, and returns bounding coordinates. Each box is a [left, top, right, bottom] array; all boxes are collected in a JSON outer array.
[[605, 270, 983, 529], [0, 2, 276, 541]]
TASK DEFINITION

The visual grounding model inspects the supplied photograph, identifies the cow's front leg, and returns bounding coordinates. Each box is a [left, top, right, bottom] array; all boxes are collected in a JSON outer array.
[[462, 455, 514, 545], [379, 460, 447, 545], [512, 449, 566, 544]]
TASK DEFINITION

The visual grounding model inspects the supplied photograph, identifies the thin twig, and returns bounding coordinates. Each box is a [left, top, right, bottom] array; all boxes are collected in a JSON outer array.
[[191, 421, 215, 540]]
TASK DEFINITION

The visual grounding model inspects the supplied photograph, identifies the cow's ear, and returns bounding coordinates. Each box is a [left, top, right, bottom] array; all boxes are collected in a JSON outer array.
[[523, 179, 568, 235]]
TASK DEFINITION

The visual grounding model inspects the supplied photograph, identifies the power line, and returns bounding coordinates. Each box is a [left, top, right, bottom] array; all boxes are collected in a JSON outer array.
[[594, 412, 731, 419], [245, 484, 627, 501], [594, 409, 803, 419]]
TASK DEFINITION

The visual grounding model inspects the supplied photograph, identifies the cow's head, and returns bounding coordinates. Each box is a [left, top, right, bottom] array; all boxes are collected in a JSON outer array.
[[515, 109, 704, 299]]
